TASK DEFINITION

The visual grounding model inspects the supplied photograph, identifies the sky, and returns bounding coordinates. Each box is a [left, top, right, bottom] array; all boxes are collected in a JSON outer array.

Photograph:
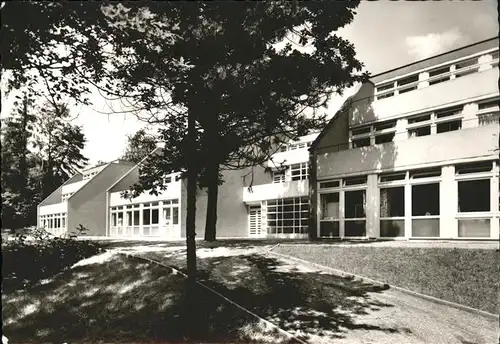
[[1, 1, 498, 167]]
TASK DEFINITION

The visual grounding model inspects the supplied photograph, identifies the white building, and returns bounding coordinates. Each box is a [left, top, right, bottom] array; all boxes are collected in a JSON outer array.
[[311, 37, 499, 240]]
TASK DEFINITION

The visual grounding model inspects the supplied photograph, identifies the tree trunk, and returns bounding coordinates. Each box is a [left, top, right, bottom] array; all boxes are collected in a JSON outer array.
[[184, 109, 198, 338], [204, 162, 219, 241]]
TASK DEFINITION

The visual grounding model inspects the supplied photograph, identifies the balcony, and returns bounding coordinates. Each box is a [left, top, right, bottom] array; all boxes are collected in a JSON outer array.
[[351, 67, 499, 125], [267, 148, 310, 167], [243, 179, 309, 203], [317, 123, 499, 179], [109, 181, 182, 206], [39, 202, 67, 216]]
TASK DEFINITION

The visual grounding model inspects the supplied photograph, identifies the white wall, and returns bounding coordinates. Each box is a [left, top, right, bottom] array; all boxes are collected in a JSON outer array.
[[243, 179, 309, 203], [317, 124, 499, 179], [109, 181, 182, 206], [350, 68, 499, 126]]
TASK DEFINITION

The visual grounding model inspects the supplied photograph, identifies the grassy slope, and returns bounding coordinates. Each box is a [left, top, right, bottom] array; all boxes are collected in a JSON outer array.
[[2, 252, 293, 343], [275, 245, 499, 314]]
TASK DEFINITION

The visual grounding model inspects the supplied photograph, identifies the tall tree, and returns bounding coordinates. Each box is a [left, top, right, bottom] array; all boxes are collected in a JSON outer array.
[[33, 102, 89, 200], [122, 129, 158, 164], [103, 2, 367, 243], [2, 4, 366, 335], [1, 93, 38, 229]]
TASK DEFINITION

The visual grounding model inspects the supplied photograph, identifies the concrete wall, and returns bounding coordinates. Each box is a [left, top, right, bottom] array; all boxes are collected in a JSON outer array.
[[371, 38, 498, 84], [180, 165, 270, 240], [351, 68, 499, 126], [68, 163, 135, 236], [317, 123, 499, 179]]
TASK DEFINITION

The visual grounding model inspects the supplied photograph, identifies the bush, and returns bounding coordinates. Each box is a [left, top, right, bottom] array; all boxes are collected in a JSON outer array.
[[2, 227, 103, 293]]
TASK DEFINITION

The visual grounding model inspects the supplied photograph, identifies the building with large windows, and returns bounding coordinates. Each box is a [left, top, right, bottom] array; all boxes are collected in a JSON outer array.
[[37, 133, 318, 239], [310, 37, 499, 240]]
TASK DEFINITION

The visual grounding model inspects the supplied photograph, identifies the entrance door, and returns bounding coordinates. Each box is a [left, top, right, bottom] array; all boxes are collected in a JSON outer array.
[[249, 206, 264, 238], [162, 205, 180, 239]]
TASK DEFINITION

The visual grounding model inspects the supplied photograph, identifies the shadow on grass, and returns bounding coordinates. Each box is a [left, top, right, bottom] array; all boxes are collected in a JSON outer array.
[[142, 252, 412, 342], [2, 253, 294, 343]]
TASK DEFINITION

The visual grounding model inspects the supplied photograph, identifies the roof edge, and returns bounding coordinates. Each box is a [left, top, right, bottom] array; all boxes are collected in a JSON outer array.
[[370, 36, 498, 79]]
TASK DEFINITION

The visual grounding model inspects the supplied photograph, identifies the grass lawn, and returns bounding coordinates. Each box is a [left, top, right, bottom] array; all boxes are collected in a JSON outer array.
[[274, 245, 500, 314], [138, 247, 414, 344], [2, 251, 295, 343]]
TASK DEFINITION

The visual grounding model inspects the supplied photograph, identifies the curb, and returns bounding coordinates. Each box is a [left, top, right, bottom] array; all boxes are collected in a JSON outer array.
[[267, 246, 499, 321], [118, 252, 308, 344]]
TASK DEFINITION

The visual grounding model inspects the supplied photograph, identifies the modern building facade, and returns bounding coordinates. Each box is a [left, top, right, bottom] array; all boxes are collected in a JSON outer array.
[[37, 133, 318, 240], [38, 38, 499, 241], [310, 37, 499, 240]]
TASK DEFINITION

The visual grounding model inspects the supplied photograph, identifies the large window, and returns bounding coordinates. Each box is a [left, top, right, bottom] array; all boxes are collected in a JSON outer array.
[[273, 170, 286, 183], [40, 213, 67, 236], [380, 187, 405, 237], [320, 193, 339, 237], [412, 183, 440, 237], [290, 163, 308, 181], [477, 98, 500, 126], [142, 202, 160, 236], [458, 179, 490, 212], [344, 190, 366, 236], [267, 197, 308, 235]]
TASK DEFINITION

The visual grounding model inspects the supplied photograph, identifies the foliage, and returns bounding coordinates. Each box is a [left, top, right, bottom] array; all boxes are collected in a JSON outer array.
[[121, 129, 158, 164], [2, 227, 102, 294], [1, 99, 88, 229], [94, 2, 368, 241]]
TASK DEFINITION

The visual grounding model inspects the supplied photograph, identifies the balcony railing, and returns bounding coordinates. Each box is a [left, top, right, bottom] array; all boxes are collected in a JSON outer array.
[[374, 52, 499, 100]]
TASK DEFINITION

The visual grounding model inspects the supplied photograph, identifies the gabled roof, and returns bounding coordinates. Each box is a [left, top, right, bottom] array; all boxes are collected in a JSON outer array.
[[105, 147, 163, 193], [309, 81, 367, 151]]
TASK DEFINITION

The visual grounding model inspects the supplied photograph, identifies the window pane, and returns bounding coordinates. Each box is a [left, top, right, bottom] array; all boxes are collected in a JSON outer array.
[[408, 114, 430, 124], [380, 220, 405, 237], [345, 190, 366, 218], [380, 173, 406, 182], [320, 180, 340, 188], [133, 211, 140, 226], [375, 133, 394, 144], [458, 179, 490, 212], [458, 219, 490, 237], [126, 211, 132, 226], [436, 120, 461, 133], [173, 207, 179, 225], [409, 126, 430, 138], [321, 193, 339, 219], [351, 126, 371, 136], [152, 209, 159, 224], [397, 75, 419, 87], [352, 137, 370, 148], [435, 106, 462, 119], [345, 220, 366, 236], [344, 176, 367, 186], [412, 219, 440, 237], [320, 221, 339, 237], [143, 209, 151, 225], [380, 187, 405, 217], [412, 183, 439, 216], [456, 161, 492, 174]]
